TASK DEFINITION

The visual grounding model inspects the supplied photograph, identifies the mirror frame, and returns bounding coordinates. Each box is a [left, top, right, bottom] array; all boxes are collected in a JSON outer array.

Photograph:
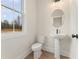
[[52, 9, 64, 28]]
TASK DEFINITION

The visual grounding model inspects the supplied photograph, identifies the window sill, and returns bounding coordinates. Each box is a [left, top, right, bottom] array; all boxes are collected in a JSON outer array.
[[1, 31, 26, 40]]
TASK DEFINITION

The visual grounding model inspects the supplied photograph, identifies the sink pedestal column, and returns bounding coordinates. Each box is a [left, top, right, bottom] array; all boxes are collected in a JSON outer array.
[[54, 37, 60, 59]]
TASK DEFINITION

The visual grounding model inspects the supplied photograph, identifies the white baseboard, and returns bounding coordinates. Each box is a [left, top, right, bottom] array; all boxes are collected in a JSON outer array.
[[42, 46, 69, 57], [16, 49, 32, 59], [60, 50, 69, 57], [42, 46, 54, 53]]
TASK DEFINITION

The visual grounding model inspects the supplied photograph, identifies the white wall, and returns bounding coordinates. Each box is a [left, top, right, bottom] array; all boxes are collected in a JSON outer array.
[[1, 0, 37, 59], [37, 0, 71, 57]]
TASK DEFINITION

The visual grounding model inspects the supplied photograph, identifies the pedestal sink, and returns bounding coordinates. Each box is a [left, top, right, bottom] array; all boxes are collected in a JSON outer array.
[[54, 34, 65, 59], [52, 9, 64, 59]]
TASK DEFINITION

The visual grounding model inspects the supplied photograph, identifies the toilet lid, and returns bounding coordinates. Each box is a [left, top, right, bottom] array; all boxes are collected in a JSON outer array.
[[32, 43, 42, 49]]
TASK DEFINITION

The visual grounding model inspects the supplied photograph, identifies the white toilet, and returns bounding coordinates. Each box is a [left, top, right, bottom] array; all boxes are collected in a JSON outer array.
[[32, 35, 45, 59]]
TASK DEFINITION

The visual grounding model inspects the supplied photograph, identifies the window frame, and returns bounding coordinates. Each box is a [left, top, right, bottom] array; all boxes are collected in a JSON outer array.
[[1, 0, 23, 32], [1, 0, 27, 39]]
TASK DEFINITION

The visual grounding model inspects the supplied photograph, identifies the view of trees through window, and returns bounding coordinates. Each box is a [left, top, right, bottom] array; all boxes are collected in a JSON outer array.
[[1, 0, 23, 32]]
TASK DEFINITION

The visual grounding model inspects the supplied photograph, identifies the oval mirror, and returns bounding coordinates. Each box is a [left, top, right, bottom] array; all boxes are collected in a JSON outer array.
[[52, 9, 64, 28]]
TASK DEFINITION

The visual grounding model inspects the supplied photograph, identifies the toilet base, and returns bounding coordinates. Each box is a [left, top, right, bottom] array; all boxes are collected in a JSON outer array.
[[34, 50, 42, 59]]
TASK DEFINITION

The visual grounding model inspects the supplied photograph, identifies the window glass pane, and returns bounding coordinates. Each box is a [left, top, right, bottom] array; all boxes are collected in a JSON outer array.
[[1, 6, 14, 32], [13, 12, 22, 31], [1, 0, 23, 32], [14, 0, 22, 12], [1, 0, 13, 9]]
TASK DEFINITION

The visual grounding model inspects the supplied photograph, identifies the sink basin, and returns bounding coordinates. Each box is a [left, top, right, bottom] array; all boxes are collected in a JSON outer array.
[[55, 34, 65, 38], [49, 34, 65, 39]]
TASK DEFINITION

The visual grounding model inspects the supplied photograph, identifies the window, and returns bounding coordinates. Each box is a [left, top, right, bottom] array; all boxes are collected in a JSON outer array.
[[1, 0, 23, 32]]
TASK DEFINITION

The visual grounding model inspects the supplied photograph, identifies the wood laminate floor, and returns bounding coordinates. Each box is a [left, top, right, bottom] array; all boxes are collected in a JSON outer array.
[[24, 50, 69, 59]]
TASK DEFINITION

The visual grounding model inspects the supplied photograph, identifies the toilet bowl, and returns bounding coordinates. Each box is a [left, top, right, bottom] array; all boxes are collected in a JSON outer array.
[[32, 35, 45, 59], [32, 43, 42, 59], [32, 43, 42, 51]]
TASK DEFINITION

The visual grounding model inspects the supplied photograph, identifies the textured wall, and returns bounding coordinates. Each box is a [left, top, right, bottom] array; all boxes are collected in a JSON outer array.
[[36, 0, 71, 57]]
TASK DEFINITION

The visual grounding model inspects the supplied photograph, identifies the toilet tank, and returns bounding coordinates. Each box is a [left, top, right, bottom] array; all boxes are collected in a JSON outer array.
[[37, 35, 45, 44]]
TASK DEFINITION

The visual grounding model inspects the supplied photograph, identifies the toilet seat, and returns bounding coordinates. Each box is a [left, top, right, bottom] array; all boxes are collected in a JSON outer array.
[[32, 43, 42, 51]]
